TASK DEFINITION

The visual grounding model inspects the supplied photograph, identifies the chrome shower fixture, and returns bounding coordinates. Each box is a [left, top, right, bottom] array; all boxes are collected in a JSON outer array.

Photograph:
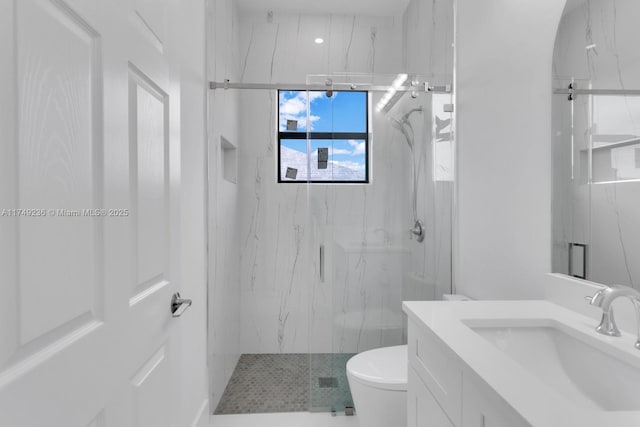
[[389, 106, 423, 148]]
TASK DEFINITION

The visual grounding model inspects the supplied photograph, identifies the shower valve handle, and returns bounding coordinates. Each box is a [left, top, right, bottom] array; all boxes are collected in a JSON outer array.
[[410, 220, 425, 243]]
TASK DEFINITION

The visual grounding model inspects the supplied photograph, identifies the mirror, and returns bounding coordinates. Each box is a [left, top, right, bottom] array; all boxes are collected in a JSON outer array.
[[552, 0, 640, 287]]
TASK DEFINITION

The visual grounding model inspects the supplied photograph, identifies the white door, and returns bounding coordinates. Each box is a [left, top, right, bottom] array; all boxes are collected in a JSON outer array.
[[0, 0, 185, 426]]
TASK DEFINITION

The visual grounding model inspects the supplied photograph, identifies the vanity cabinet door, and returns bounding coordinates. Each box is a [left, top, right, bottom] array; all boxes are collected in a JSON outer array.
[[462, 375, 530, 427], [409, 319, 462, 425], [409, 366, 455, 427]]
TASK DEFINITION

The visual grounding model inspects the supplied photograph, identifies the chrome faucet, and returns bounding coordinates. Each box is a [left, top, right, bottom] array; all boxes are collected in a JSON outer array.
[[586, 284, 640, 349]]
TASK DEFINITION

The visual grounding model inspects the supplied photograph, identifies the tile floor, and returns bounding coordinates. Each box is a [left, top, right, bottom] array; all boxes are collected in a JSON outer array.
[[214, 354, 308, 414], [215, 353, 356, 415]]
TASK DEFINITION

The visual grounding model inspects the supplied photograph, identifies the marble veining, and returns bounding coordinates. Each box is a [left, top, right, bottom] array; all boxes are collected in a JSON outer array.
[[344, 16, 356, 72], [240, 25, 254, 82]]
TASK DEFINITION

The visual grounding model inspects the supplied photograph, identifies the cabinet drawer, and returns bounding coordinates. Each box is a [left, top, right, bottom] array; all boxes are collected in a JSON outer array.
[[408, 319, 462, 426], [408, 366, 455, 427]]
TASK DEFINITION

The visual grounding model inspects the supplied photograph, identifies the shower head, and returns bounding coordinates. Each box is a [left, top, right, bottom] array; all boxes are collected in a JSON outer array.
[[389, 106, 423, 148], [390, 106, 423, 128], [400, 106, 423, 123]]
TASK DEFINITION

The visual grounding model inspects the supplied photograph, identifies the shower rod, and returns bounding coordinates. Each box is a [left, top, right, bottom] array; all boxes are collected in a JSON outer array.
[[554, 83, 640, 100], [209, 79, 452, 93]]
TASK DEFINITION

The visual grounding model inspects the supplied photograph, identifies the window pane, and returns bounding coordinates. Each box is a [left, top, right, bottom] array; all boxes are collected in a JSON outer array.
[[280, 139, 309, 181], [278, 90, 368, 183], [312, 91, 366, 133], [279, 90, 325, 133], [309, 140, 366, 182], [279, 90, 367, 133]]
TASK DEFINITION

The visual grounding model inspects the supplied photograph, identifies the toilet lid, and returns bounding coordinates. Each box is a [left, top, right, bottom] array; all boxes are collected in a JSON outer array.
[[346, 345, 407, 391]]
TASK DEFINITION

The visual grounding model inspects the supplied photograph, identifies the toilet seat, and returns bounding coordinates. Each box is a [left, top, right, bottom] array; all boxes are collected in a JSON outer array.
[[346, 345, 407, 391]]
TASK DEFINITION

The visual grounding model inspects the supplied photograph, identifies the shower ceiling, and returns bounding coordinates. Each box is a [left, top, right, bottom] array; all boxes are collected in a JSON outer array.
[[235, 0, 411, 17]]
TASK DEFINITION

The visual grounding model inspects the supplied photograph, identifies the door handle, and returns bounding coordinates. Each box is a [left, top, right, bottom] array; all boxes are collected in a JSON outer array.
[[171, 292, 192, 317]]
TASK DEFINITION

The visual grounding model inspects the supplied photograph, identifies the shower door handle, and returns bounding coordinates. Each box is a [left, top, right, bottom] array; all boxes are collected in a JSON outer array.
[[410, 220, 425, 243], [319, 244, 325, 283]]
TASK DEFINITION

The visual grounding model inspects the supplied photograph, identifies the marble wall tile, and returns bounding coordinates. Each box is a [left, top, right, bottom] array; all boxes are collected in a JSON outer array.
[[236, 10, 411, 354], [403, 0, 454, 302], [207, 0, 242, 410], [231, 3, 454, 355]]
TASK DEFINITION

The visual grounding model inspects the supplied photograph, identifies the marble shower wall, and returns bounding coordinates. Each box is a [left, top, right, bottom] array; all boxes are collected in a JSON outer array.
[[206, 0, 242, 410], [552, 0, 640, 289], [235, 4, 454, 354], [401, 0, 454, 304], [236, 10, 412, 354]]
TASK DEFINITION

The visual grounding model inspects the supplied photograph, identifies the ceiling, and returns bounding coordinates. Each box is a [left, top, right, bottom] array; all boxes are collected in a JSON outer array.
[[235, 0, 411, 17]]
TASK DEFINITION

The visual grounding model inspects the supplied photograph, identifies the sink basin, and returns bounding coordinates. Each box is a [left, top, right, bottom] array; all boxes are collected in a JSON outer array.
[[466, 320, 640, 411]]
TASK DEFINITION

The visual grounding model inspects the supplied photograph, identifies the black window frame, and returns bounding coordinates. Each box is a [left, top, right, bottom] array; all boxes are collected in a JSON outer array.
[[277, 90, 370, 184]]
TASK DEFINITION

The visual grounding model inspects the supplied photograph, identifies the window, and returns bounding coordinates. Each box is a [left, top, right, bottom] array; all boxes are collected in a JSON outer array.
[[278, 90, 369, 183]]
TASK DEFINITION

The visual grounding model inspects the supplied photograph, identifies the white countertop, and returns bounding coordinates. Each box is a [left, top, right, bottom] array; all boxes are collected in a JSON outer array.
[[402, 300, 640, 427]]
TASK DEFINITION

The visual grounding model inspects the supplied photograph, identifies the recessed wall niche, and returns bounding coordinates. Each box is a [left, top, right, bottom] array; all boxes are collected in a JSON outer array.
[[220, 135, 237, 184]]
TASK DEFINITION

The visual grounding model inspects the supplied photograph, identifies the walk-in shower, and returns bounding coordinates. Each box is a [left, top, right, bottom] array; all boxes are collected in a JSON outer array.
[[207, 72, 454, 414], [206, 0, 454, 416]]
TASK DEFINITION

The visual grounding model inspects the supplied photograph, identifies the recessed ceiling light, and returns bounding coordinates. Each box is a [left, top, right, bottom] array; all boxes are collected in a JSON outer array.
[[314, 38, 324, 44]]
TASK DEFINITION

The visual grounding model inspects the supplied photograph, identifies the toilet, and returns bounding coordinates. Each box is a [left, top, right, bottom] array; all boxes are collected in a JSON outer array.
[[346, 345, 408, 427], [346, 295, 471, 426]]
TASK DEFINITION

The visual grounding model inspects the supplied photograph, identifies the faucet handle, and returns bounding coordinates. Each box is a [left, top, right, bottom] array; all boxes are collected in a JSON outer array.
[[586, 288, 606, 307]]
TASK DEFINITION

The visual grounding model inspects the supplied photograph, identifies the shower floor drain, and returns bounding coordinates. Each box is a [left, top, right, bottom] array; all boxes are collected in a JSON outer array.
[[318, 377, 338, 388]]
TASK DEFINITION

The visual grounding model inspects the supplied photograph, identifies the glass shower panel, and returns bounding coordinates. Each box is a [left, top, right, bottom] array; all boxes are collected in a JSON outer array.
[[303, 85, 339, 412], [552, 79, 591, 279], [588, 94, 640, 287], [305, 73, 449, 413], [552, 89, 640, 285]]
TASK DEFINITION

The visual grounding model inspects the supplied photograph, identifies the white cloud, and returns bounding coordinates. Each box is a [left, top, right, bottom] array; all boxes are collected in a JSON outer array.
[[347, 140, 366, 155], [311, 147, 352, 156], [331, 160, 366, 171], [279, 91, 326, 131], [309, 140, 366, 157], [279, 114, 320, 132]]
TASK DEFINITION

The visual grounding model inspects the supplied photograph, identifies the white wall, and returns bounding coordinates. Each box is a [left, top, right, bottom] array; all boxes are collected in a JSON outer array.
[[207, 0, 242, 411], [454, 0, 565, 299], [174, 0, 209, 425]]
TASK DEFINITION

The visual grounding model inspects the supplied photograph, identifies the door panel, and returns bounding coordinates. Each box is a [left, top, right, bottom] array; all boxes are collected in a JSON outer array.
[[129, 64, 170, 299], [0, 0, 182, 426], [17, 0, 103, 347], [129, 346, 171, 427]]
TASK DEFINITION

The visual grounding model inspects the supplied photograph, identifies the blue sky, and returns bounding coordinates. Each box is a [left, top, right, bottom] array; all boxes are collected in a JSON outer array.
[[279, 91, 367, 176]]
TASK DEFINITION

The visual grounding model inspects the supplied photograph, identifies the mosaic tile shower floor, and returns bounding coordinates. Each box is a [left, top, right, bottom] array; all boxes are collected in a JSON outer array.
[[214, 354, 356, 415]]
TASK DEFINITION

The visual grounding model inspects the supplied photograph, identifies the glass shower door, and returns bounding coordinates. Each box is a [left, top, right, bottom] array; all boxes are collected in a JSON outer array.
[[304, 73, 443, 413], [552, 81, 640, 285], [299, 80, 372, 412], [551, 78, 591, 279], [588, 94, 640, 286]]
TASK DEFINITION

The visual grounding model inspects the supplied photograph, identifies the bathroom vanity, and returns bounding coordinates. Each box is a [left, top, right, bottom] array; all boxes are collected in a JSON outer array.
[[403, 300, 640, 427]]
